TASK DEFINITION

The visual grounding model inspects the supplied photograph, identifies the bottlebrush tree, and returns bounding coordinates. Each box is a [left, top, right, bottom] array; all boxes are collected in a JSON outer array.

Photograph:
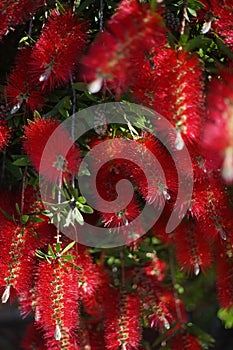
[[1, 0, 233, 349]]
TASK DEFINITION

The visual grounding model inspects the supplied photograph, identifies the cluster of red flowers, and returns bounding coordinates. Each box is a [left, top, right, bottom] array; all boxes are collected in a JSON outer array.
[[23, 117, 81, 182], [4, 9, 87, 113], [0, 0, 45, 40], [0, 109, 11, 151], [81, 0, 166, 95], [1, 0, 233, 349]]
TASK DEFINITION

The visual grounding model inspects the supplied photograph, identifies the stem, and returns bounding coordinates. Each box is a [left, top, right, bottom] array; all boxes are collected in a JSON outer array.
[[180, 0, 188, 36], [70, 75, 76, 188], [100, 0, 103, 32], [150, 0, 157, 12], [21, 166, 28, 215], [169, 247, 183, 323], [56, 172, 63, 244], [72, 0, 77, 13], [100, 249, 106, 265], [120, 248, 126, 289], [28, 18, 33, 37]]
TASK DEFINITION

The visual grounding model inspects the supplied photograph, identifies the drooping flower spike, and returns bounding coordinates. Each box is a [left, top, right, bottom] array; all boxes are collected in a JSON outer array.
[[23, 117, 81, 182], [5, 47, 44, 113], [131, 48, 204, 149], [202, 70, 233, 183], [34, 257, 80, 350], [81, 0, 166, 95], [0, 118, 11, 152], [30, 9, 87, 92], [0, 0, 45, 41], [104, 288, 142, 350]]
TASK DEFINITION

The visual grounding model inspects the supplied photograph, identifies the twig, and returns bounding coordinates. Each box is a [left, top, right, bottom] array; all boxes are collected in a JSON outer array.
[[100, 0, 104, 32], [56, 172, 63, 244], [70, 75, 76, 188], [21, 166, 28, 215], [28, 18, 33, 37], [180, 0, 188, 36], [120, 248, 126, 289], [169, 247, 183, 323]]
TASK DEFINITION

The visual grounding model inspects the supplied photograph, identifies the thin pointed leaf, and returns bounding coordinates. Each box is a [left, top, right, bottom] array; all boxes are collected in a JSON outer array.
[[60, 241, 76, 255], [48, 244, 56, 259]]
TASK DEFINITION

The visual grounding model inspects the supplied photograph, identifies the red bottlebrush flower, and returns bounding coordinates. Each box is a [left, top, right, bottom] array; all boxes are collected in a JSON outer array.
[[216, 241, 233, 309], [161, 290, 187, 325], [188, 146, 209, 183], [131, 47, 177, 113], [100, 196, 144, 245], [136, 133, 178, 206], [23, 117, 80, 182], [202, 71, 233, 183], [5, 47, 44, 113], [147, 300, 173, 330], [101, 196, 140, 229], [209, 1, 233, 50], [34, 258, 79, 350], [0, 117, 11, 151], [132, 49, 204, 149], [170, 51, 204, 147], [0, 0, 44, 41], [104, 289, 142, 350], [138, 273, 176, 330], [188, 180, 210, 221], [74, 245, 104, 316], [172, 220, 212, 275], [144, 253, 167, 282], [81, 0, 166, 95], [170, 332, 202, 350], [0, 221, 42, 302], [202, 176, 233, 242], [30, 10, 87, 92]]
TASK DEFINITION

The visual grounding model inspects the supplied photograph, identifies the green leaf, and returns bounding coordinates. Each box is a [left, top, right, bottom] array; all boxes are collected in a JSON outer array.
[[179, 33, 189, 46], [48, 244, 56, 259], [186, 36, 213, 51], [215, 37, 233, 60], [80, 205, 94, 214], [29, 216, 44, 223], [61, 254, 75, 261], [19, 36, 29, 44], [60, 241, 76, 255], [35, 249, 47, 259], [59, 107, 69, 118], [21, 215, 29, 224], [77, 196, 86, 204], [0, 207, 14, 221], [12, 156, 31, 166], [186, 323, 215, 346], [64, 209, 72, 227], [42, 200, 70, 208], [72, 82, 88, 91], [33, 110, 41, 119], [218, 307, 233, 329], [15, 203, 21, 216], [78, 161, 91, 176], [74, 208, 84, 225], [187, 0, 205, 10], [55, 243, 61, 253], [187, 7, 197, 17]]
